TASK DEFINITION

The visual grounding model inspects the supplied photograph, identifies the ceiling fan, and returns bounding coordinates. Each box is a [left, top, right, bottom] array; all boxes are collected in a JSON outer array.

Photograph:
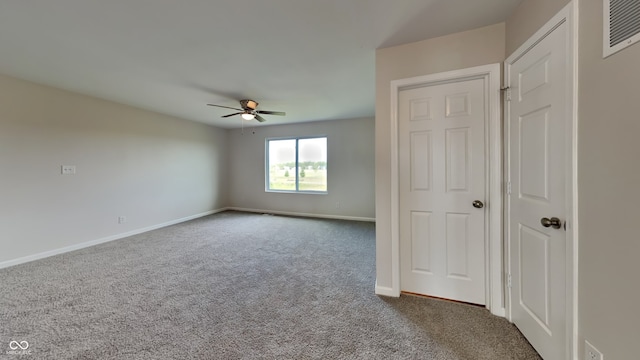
[[207, 99, 286, 122]]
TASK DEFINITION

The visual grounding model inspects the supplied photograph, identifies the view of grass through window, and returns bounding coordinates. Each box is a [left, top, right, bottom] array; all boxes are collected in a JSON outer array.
[[267, 137, 327, 192]]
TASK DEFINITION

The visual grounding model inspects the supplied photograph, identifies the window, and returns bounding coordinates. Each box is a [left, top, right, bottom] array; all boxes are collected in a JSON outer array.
[[266, 137, 327, 193]]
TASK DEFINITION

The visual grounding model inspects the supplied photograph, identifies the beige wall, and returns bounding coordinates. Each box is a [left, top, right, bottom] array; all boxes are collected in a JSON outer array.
[[506, 0, 640, 358], [375, 23, 505, 290], [0, 74, 229, 265], [578, 0, 640, 358], [227, 117, 375, 220], [505, 0, 570, 56]]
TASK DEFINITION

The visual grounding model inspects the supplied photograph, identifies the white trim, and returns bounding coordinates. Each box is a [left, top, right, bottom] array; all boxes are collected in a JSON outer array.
[[570, 2, 580, 358], [228, 207, 376, 222], [387, 63, 503, 315], [374, 281, 397, 297], [504, 2, 578, 359], [487, 64, 504, 317], [0, 208, 228, 270], [390, 74, 401, 298]]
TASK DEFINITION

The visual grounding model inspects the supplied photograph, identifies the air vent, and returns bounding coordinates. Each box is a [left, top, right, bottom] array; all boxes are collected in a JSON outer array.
[[604, 0, 640, 58]]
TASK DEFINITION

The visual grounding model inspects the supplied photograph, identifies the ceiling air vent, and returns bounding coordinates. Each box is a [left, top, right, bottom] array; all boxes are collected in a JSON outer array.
[[604, 0, 640, 58]]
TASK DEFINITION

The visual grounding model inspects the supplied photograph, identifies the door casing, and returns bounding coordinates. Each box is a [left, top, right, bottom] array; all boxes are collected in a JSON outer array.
[[504, 2, 578, 359], [383, 63, 503, 317]]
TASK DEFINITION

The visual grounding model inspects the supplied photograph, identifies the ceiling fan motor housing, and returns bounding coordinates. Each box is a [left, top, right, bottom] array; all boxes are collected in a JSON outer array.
[[241, 100, 258, 110]]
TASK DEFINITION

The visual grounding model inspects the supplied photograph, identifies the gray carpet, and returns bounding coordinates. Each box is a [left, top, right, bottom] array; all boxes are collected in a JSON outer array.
[[0, 211, 540, 359]]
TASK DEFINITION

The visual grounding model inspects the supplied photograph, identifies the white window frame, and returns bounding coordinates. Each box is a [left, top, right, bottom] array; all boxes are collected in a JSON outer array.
[[265, 136, 328, 194]]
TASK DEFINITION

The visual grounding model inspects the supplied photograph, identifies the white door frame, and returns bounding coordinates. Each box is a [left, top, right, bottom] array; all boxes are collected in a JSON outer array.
[[504, 2, 578, 358], [387, 63, 504, 316]]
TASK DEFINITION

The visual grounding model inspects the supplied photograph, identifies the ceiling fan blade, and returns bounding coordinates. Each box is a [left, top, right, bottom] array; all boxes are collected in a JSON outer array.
[[257, 110, 286, 116], [255, 114, 267, 122], [207, 104, 243, 111], [222, 112, 243, 118]]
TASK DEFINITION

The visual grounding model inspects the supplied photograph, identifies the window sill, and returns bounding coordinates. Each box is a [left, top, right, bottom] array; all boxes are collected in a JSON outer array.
[[266, 190, 328, 195]]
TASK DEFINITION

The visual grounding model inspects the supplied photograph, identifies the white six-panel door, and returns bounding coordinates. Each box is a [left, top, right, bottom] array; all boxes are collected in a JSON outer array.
[[507, 16, 569, 360], [399, 78, 486, 305]]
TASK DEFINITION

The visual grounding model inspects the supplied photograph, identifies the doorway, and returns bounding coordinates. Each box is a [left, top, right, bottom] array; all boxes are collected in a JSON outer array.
[[398, 77, 486, 305], [389, 64, 503, 315]]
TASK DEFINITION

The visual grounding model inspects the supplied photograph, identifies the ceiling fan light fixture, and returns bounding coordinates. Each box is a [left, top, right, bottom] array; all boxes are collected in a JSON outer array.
[[241, 113, 256, 120]]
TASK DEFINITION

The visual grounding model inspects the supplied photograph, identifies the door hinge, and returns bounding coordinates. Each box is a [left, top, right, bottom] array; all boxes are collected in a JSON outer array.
[[507, 273, 512, 289], [507, 181, 512, 195], [501, 86, 512, 101]]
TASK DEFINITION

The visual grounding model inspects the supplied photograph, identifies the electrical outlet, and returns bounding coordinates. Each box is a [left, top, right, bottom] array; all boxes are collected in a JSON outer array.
[[61, 165, 76, 175], [118, 216, 127, 224], [335, 202, 340, 209], [585, 340, 603, 360]]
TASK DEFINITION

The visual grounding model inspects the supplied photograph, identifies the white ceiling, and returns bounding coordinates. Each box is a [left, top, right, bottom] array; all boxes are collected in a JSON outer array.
[[0, 0, 522, 128]]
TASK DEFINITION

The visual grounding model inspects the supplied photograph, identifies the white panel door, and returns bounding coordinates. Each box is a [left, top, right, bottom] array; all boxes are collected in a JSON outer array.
[[399, 78, 486, 305], [508, 18, 567, 360]]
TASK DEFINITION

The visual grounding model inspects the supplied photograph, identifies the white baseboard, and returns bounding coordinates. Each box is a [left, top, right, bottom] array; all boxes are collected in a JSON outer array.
[[375, 280, 400, 297], [0, 208, 228, 270], [228, 207, 375, 222]]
